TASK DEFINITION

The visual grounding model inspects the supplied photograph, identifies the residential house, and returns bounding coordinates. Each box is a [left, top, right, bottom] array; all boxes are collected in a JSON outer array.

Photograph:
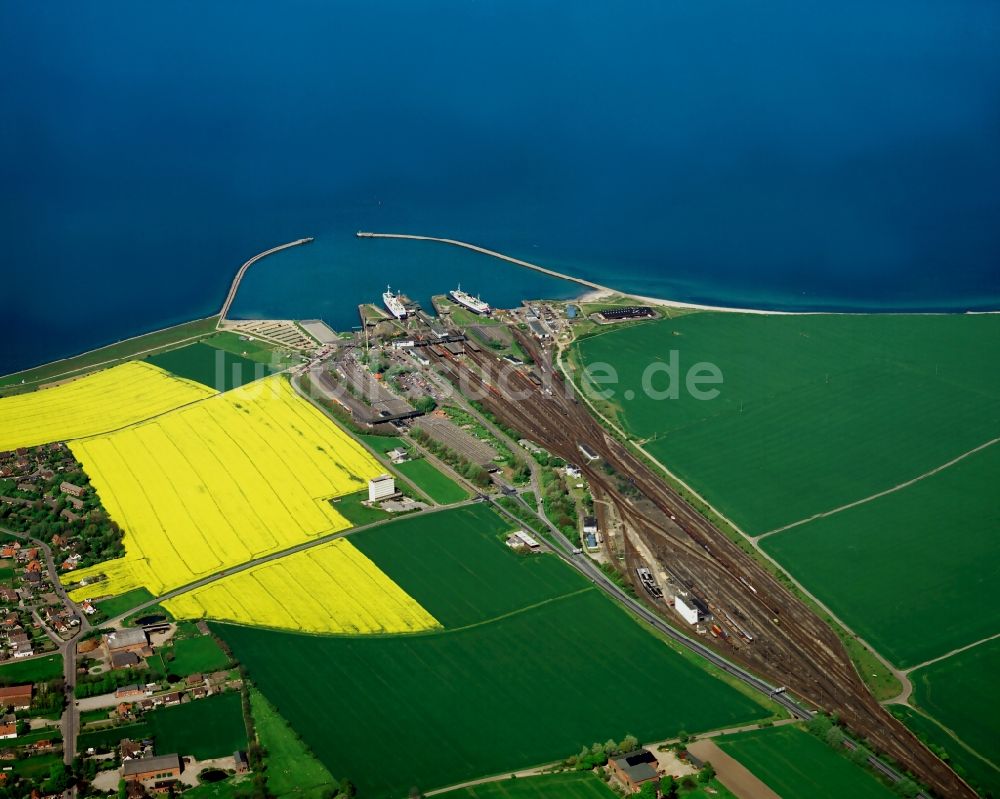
[[59, 482, 86, 498], [608, 750, 661, 794]]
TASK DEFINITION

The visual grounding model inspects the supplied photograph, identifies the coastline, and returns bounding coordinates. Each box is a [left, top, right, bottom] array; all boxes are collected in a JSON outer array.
[[359, 232, 1000, 317], [357, 231, 796, 316]]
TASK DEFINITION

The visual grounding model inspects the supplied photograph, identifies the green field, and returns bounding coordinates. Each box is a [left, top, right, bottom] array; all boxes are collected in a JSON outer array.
[[0, 317, 220, 393], [395, 457, 470, 503], [574, 313, 1000, 535], [182, 776, 254, 799], [356, 434, 470, 503], [168, 634, 231, 677], [0, 653, 62, 684], [715, 725, 896, 799], [909, 637, 1000, 778], [79, 721, 150, 752], [889, 704, 1000, 797], [251, 688, 336, 799], [146, 342, 273, 392], [216, 588, 769, 797], [350, 504, 584, 627], [435, 772, 615, 798], [357, 434, 405, 455], [329, 490, 394, 526], [205, 331, 293, 365], [149, 692, 247, 759], [95, 587, 155, 619], [762, 443, 1000, 667]]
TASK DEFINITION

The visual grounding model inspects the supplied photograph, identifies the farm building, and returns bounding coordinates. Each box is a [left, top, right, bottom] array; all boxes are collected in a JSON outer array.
[[105, 627, 148, 654], [505, 530, 541, 551], [112, 651, 141, 669], [0, 684, 32, 710], [123, 753, 183, 788], [368, 475, 396, 502], [608, 749, 660, 793]]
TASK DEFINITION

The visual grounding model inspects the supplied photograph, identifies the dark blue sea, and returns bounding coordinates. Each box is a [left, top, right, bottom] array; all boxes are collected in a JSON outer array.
[[3, 0, 999, 374]]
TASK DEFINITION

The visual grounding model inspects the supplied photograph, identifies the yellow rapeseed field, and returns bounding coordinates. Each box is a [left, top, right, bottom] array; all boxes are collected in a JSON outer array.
[[164, 538, 440, 634], [65, 375, 383, 600], [0, 361, 215, 451]]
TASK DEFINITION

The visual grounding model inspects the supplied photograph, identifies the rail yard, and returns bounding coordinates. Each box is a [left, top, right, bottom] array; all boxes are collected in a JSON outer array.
[[417, 322, 975, 799]]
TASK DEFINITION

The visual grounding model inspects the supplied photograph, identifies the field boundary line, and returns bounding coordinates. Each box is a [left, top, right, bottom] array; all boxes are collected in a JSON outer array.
[[899, 703, 1000, 774], [0, 315, 219, 384], [902, 631, 1000, 676], [756, 437, 1000, 540], [555, 340, 916, 706], [193, 586, 596, 640], [102, 500, 479, 625]]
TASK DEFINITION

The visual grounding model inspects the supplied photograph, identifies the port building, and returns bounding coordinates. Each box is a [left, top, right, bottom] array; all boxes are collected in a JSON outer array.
[[368, 474, 396, 502]]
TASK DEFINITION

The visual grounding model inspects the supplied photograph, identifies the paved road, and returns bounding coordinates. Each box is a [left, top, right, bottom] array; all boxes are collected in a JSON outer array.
[[1, 525, 88, 767], [103, 499, 477, 627], [486, 495, 932, 798]]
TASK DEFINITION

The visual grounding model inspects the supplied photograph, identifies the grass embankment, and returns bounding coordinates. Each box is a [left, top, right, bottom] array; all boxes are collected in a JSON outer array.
[[907, 638, 1000, 785], [0, 316, 220, 394], [888, 704, 1000, 797], [214, 505, 772, 798], [434, 772, 615, 798], [715, 725, 897, 799], [251, 688, 336, 799]]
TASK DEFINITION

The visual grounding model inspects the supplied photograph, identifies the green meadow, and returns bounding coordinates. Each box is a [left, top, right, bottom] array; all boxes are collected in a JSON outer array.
[[715, 725, 897, 799], [889, 704, 1000, 797], [909, 637, 1000, 782], [573, 313, 1000, 535], [216, 506, 771, 797], [761, 442, 1000, 667], [146, 341, 273, 392]]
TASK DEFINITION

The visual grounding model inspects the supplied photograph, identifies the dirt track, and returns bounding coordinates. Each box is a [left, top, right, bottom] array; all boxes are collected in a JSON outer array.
[[426, 331, 975, 799], [687, 740, 780, 799]]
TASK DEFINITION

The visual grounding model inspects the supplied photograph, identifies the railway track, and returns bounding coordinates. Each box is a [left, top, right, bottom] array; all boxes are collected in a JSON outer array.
[[426, 334, 973, 799]]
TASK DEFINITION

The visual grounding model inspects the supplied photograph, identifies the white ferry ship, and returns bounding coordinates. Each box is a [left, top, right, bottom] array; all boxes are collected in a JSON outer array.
[[450, 284, 491, 315], [382, 286, 408, 319]]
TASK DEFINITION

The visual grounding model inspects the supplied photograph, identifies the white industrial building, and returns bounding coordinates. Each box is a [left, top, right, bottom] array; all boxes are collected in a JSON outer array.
[[368, 474, 396, 502], [674, 593, 700, 625]]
